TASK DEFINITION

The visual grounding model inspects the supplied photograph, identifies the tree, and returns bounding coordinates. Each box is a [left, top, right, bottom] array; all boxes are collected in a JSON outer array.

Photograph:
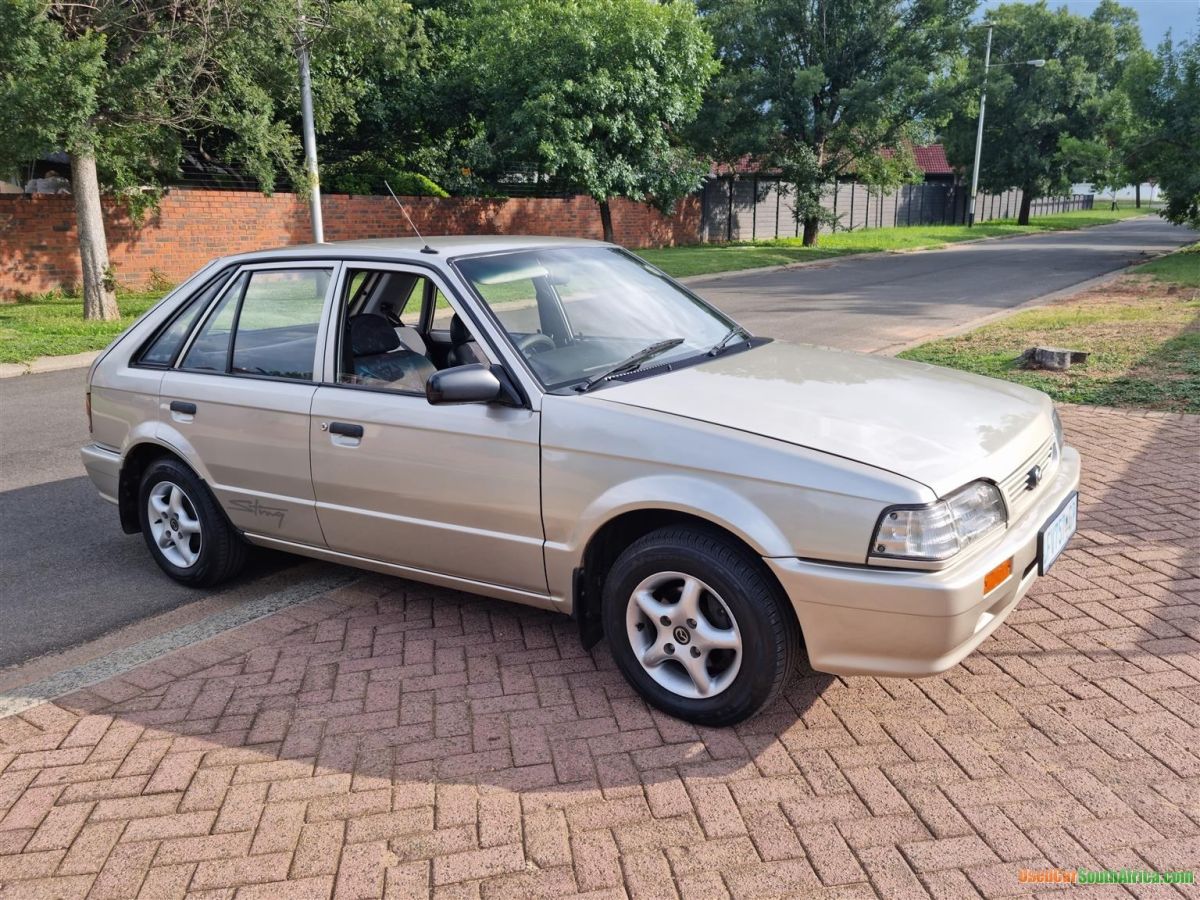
[[437, 0, 717, 242], [1103, 45, 1161, 206], [1133, 35, 1200, 228], [943, 0, 1142, 225], [691, 0, 974, 246], [0, 0, 423, 319]]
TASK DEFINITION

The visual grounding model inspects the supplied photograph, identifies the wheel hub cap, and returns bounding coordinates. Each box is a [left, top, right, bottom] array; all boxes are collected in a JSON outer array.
[[625, 571, 742, 700], [147, 481, 202, 569]]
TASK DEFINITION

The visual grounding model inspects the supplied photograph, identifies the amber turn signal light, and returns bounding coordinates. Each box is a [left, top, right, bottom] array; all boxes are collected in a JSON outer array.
[[983, 557, 1013, 594]]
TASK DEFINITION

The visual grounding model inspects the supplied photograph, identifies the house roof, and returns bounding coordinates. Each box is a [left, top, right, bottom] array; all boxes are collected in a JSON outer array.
[[909, 144, 954, 176]]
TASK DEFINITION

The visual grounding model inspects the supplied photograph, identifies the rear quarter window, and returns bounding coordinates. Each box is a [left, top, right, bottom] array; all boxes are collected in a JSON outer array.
[[136, 271, 234, 367]]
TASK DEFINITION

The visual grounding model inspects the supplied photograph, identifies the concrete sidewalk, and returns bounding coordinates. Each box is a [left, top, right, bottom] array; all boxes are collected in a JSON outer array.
[[0, 405, 1196, 899]]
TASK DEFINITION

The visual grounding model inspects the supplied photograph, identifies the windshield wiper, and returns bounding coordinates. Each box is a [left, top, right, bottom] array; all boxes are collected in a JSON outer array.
[[708, 325, 750, 356], [576, 338, 685, 392]]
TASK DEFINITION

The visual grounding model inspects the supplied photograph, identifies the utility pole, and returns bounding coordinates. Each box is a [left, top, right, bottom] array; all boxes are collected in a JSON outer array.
[[296, 3, 324, 243], [968, 24, 993, 228]]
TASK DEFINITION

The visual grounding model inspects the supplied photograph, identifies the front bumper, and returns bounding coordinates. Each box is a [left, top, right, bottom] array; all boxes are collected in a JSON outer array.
[[767, 446, 1081, 678], [81, 442, 122, 505]]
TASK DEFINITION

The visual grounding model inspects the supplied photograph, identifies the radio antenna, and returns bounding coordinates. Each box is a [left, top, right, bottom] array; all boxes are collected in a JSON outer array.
[[384, 181, 438, 254]]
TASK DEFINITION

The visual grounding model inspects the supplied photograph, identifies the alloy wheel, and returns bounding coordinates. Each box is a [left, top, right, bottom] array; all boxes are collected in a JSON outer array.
[[625, 570, 742, 699], [147, 481, 203, 569]]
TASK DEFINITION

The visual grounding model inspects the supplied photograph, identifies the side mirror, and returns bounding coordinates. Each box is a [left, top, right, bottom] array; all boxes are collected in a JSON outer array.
[[426, 364, 502, 405]]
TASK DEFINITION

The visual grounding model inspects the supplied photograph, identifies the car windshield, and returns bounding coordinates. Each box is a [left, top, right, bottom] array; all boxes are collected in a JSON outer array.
[[454, 247, 746, 391]]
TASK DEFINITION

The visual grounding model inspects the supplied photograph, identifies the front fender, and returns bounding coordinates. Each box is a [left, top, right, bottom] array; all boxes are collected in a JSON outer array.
[[539, 393, 929, 605], [542, 473, 794, 606], [576, 474, 793, 559]]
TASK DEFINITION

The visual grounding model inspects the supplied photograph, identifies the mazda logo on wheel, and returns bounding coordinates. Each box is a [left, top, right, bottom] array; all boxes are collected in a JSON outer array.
[[673, 626, 691, 645]]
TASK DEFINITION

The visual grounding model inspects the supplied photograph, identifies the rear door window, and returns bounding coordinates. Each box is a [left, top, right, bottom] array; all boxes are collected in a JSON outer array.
[[180, 268, 331, 379], [230, 269, 330, 380]]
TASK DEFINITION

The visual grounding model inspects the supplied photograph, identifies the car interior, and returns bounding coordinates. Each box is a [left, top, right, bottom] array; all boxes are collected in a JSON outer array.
[[338, 269, 488, 392]]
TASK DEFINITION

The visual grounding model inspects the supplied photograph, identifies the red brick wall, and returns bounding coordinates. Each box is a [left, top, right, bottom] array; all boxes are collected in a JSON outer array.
[[0, 188, 701, 298]]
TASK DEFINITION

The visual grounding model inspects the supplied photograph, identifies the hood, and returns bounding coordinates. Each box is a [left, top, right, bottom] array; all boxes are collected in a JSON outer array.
[[595, 341, 1053, 496]]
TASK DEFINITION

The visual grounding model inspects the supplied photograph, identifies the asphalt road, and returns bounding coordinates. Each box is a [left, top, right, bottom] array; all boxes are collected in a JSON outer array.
[[690, 216, 1196, 352], [0, 367, 346, 670], [0, 215, 1192, 669]]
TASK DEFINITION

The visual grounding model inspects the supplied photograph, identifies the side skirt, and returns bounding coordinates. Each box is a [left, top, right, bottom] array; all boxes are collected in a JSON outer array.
[[243, 532, 565, 614]]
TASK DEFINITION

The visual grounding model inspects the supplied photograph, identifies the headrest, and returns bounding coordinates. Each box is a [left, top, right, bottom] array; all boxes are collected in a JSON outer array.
[[349, 314, 401, 357], [450, 313, 472, 346]]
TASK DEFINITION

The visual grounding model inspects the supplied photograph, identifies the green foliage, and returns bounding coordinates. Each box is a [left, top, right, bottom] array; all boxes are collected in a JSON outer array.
[[691, 0, 973, 239], [323, 152, 449, 196], [359, 0, 717, 211], [0, 0, 427, 200], [450, 0, 717, 209], [1134, 37, 1200, 228], [943, 0, 1143, 211]]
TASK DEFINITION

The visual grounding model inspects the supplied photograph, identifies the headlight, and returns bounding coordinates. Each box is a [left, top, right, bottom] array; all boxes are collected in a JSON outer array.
[[871, 481, 1007, 561], [1051, 407, 1063, 455]]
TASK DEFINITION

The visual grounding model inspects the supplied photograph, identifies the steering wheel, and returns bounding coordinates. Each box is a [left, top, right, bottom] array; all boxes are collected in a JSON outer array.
[[517, 333, 556, 355]]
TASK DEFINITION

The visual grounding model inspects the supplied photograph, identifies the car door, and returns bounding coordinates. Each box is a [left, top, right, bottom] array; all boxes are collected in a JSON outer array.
[[308, 262, 547, 595], [159, 262, 338, 547]]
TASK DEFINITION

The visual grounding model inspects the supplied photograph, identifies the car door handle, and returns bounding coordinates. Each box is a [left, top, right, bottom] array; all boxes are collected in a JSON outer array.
[[169, 400, 197, 415], [328, 422, 363, 439]]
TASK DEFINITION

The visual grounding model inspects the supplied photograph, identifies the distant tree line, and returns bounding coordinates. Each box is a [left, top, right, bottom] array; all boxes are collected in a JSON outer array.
[[0, 0, 1196, 319]]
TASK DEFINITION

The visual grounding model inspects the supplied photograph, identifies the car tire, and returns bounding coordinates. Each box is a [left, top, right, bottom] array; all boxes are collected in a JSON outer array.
[[602, 525, 798, 726], [137, 457, 247, 587]]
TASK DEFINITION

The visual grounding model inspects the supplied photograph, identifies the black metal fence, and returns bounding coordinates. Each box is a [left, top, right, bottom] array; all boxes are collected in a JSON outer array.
[[700, 176, 1095, 242]]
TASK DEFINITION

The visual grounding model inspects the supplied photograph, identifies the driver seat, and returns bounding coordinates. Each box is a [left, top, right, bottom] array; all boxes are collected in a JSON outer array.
[[446, 314, 485, 367]]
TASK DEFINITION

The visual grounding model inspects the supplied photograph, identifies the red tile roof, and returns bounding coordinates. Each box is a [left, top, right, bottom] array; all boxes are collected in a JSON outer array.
[[910, 144, 954, 175]]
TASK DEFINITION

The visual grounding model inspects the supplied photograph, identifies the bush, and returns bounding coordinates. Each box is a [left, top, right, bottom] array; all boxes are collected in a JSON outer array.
[[324, 153, 449, 197]]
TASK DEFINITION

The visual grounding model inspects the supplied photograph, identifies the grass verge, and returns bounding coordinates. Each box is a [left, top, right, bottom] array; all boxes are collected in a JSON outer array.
[[640, 206, 1151, 278], [898, 243, 1200, 413], [0, 290, 167, 365]]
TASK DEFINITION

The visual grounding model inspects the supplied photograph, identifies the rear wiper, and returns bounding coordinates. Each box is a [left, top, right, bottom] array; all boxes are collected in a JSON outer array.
[[576, 338, 685, 392], [708, 325, 750, 356]]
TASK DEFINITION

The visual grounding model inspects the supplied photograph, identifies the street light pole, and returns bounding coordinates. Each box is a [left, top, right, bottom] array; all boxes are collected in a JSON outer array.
[[967, 24, 993, 228], [296, 5, 324, 243]]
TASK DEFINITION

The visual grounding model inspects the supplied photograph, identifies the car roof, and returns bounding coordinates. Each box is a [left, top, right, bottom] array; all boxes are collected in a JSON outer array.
[[219, 235, 612, 266]]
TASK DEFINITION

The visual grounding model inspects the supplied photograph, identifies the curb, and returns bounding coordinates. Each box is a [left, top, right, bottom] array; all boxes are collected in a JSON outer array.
[[0, 350, 100, 379]]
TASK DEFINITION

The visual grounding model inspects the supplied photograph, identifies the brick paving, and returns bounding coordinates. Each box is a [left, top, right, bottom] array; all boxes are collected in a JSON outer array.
[[0, 405, 1196, 899]]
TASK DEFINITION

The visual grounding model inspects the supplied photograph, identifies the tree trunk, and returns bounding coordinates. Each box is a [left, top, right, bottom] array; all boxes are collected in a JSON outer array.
[[1017, 191, 1033, 226], [801, 216, 820, 246], [70, 150, 119, 321], [1134, 183, 1141, 208], [598, 198, 615, 243]]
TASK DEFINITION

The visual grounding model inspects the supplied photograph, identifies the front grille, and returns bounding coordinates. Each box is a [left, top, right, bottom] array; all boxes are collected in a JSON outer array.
[[999, 437, 1057, 519]]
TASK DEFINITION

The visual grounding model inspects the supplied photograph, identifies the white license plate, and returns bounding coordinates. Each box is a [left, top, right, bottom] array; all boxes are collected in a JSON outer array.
[[1038, 492, 1078, 574]]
